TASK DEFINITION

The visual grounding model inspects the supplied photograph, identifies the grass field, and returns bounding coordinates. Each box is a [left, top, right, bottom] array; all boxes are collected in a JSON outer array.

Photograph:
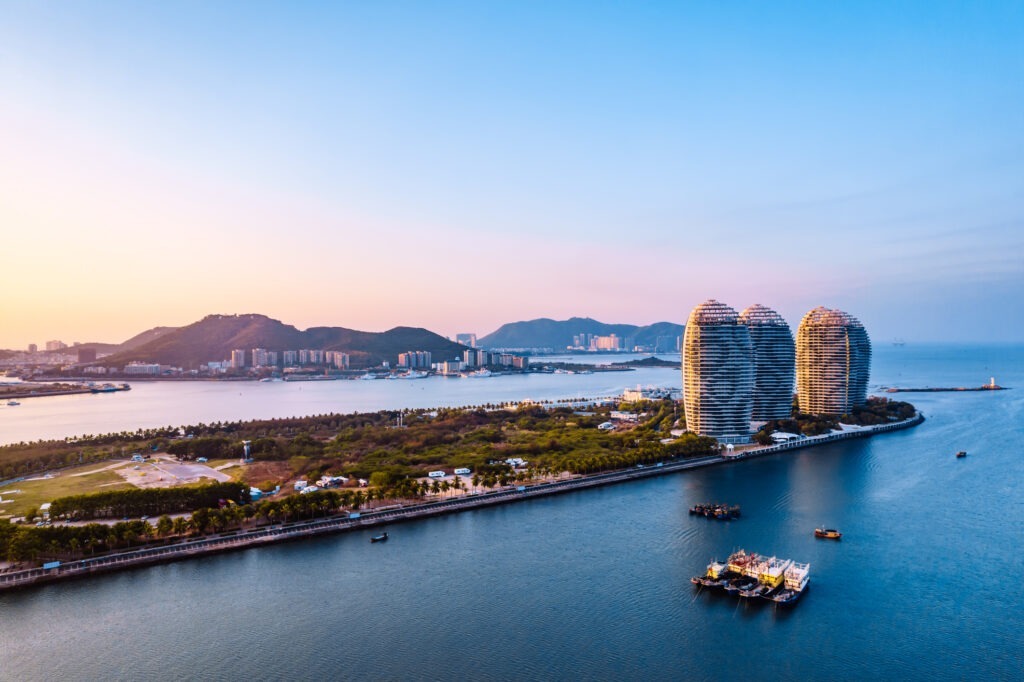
[[0, 468, 131, 518]]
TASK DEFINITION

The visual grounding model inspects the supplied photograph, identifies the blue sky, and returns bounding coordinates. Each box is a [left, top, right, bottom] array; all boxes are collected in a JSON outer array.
[[1, 1, 1022, 345]]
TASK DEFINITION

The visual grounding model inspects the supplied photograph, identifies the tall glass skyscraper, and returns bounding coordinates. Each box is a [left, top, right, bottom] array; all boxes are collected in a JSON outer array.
[[739, 304, 795, 421], [682, 300, 754, 444], [796, 307, 871, 415]]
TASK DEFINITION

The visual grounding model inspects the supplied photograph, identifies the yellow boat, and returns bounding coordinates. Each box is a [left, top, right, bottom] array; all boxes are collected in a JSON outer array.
[[814, 527, 842, 540]]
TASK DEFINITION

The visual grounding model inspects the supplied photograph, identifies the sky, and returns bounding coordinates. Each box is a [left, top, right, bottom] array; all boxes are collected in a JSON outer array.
[[1, 1, 1022, 347]]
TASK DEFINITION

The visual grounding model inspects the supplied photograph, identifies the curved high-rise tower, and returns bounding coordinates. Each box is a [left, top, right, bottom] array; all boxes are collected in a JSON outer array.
[[682, 300, 754, 444], [739, 304, 795, 421], [796, 307, 871, 415]]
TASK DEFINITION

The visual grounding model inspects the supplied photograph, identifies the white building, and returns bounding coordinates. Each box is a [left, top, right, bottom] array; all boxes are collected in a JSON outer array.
[[682, 300, 754, 444]]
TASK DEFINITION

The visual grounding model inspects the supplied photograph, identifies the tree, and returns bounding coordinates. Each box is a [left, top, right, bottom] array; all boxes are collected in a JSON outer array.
[[156, 515, 173, 537], [171, 517, 189, 537]]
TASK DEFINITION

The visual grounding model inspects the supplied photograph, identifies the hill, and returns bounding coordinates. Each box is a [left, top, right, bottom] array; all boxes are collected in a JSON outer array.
[[97, 314, 466, 369], [62, 327, 179, 356], [478, 317, 683, 350]]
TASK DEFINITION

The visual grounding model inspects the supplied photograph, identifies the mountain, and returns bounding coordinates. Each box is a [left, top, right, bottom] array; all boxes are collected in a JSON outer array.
[[96, 314, 466, 369], [73, 326, 179, 355], [478, 317, 683, 350]]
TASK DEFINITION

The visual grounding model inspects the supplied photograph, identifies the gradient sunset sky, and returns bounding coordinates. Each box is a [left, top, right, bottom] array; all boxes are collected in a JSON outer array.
[[2, 1, 1022, 348]]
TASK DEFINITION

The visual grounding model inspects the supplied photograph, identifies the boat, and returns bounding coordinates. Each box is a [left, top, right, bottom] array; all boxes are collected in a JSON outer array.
[[739, 583, 778, 600], [461, 369, 492, 378], [955, 450, 967, 458], [688, 502, 741, 520], [735, 555, 791, 600], [723, 576, 759, 595], [771, 561, 811, 606], [390, 371, 428, 380], [814, 527, 842, 540], [370, 532, 388, 543], [359, 373, 379, 380], [6, 400, 20, 406], [691, 559, 734, 589]]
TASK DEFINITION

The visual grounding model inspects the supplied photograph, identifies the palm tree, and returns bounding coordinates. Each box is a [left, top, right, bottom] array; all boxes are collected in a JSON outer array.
[[172, 516, 189, 537]]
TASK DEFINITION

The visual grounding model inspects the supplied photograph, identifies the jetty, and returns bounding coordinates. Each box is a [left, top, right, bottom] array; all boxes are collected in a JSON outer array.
[[884, 378, 1006, 393], [0, 412, 924, 592]]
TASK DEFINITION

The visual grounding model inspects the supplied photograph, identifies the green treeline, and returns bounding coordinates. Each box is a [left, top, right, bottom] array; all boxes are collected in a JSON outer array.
[[753, 397, 917, 444], [48, 482, 248, 520]]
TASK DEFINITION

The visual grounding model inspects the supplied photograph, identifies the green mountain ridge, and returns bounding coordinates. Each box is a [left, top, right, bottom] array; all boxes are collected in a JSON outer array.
[[478, 317, 683, 350]]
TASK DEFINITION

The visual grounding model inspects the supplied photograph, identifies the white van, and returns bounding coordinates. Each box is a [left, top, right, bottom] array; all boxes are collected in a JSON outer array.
[[428, 470, 446, 479]]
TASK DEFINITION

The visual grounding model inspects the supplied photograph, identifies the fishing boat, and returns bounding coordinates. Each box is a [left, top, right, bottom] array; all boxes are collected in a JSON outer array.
[[738, 555, 791, 600], [771, 561, 811, 606], [814, 527, 842, 540], [955, 450, 967, 458], [723, 576, 758, 595], [691, 559, 733, 588], [370, 532, 389, 543], [689, 502, 741, 520]]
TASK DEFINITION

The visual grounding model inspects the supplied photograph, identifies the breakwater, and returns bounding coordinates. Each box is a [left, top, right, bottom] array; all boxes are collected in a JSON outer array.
[[0, 413, 924, 592], [884, 386, 1006, 393]]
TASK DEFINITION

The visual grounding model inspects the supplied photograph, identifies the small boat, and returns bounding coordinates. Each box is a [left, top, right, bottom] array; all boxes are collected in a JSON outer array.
[[370, 532, 389, 543], [723, 576, 758, 595], [955, 450, 967, 458], [814, 527, 842, 540], [771, 587, 805, 606], [739, 583, 777, 600]]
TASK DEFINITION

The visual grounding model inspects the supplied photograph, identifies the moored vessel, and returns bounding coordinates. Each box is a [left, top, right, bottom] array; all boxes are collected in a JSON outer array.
[[696, 549, 810, 607], [689, 502, 741, 520], [771, 561, 811, 606]]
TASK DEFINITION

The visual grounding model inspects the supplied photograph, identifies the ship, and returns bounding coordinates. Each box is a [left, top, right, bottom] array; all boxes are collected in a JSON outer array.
[[814, 527, 842, 540], [370, 532, 389, 543], [387, 370, 429, 380], [740, 556, 792, 600], [691, 558, 733, 588], [955, 450, 967, 458], [771, 561, 811, 606]]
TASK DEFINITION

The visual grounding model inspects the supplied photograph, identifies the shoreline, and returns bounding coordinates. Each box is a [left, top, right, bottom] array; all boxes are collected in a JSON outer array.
[[0, 413, 924, 593]]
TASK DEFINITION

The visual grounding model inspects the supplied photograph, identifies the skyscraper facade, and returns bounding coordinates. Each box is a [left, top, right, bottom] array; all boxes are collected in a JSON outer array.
[[682, 300, 754, 444], [739, 304, 795, 421], [796, 307, 871, 415]]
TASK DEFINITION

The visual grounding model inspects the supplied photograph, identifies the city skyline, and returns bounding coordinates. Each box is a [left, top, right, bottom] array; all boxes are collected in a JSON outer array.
[[2, 2, 1023, 348]]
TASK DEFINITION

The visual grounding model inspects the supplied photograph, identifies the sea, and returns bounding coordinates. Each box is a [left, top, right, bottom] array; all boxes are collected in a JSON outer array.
[[1, 344, 1022, 681]]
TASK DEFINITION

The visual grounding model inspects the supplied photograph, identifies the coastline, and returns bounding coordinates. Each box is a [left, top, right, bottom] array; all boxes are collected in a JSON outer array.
[[0, 413, 924, 592]]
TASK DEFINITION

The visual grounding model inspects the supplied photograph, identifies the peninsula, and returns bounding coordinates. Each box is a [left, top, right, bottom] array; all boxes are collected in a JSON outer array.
[[0, 396, 920, 589]]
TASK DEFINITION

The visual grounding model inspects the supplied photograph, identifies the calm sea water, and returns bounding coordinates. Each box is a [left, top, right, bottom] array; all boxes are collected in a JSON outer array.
[[1, 344, 1022, 680], [0, 356, 680, 446]]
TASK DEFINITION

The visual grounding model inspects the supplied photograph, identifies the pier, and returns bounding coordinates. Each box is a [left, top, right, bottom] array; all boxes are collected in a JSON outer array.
[[0, 413, 924, 592]]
